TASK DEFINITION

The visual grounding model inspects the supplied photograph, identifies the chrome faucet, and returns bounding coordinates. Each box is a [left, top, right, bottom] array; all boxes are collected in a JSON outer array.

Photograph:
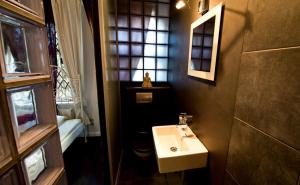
[[178, 113, 194, 142], [178, 113, 193, 128]]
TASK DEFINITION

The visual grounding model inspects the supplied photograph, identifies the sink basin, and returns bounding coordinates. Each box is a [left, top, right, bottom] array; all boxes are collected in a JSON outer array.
[[152, 125, 208, 173]]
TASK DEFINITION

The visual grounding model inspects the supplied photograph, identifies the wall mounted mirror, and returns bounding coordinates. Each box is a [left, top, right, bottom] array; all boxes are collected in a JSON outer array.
[[187, 3, 223, 81], [0, 14, 30, 74], [10, 88, 38, 135]]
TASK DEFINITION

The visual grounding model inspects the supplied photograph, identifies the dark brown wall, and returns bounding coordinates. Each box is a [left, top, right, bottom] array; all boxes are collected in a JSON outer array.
[[100, 0, 122, 184], [225, 0, 300, 185], [169, 0, 247, 184], [169, 0, 300, 185]]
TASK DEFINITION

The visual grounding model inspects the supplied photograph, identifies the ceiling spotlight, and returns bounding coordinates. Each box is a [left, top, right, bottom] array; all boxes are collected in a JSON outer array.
[[175, 0, 186, 9]]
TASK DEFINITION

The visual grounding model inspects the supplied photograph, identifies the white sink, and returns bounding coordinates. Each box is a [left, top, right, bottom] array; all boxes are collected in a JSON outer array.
[[152, 125, 208, 173]]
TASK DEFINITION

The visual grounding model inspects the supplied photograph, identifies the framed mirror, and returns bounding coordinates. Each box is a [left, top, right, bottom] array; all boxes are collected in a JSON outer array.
[[187, 3, 223, 81], [9, 88, 38, 136], [0, 14, 30, 75], [24, 146, 47, 184]]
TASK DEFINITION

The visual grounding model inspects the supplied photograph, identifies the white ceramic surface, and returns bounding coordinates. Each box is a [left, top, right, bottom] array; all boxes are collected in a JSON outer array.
[[152, 125, 208, 173]]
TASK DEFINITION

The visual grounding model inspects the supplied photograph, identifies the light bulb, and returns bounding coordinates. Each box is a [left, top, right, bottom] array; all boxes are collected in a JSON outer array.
[[175, 0, 186, 9]]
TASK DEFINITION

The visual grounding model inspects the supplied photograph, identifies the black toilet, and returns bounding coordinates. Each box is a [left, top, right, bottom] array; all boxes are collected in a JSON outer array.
[[122, 86, 176, 160], [132, 130, 154, 160]]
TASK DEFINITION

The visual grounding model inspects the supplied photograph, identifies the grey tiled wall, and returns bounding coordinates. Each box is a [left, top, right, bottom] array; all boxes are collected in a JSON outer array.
[[224, 172, 238, 185], [227, 119, 300, 185], [226, 0, 300, 184], [169, 0, 249, 184], [243, 0, 300, 51], [169, 0, 300, 184], [235, 48, 300, 150]]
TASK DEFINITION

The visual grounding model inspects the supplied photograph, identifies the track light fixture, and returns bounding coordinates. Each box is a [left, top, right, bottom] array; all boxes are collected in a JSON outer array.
[[175, 0, 186, 9], [175, 0, 208, 15]]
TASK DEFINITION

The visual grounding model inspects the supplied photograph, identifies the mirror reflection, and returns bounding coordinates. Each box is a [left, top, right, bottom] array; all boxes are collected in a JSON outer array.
[[1, 20, 29, 74], [24, 146, 47, 183], [187, 3, 222, 81], [11, 90, 38, 134], [190, 16, 215, 72]]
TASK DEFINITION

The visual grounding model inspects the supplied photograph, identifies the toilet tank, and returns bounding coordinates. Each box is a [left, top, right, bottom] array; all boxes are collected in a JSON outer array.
[[121, 85, 177, 149]]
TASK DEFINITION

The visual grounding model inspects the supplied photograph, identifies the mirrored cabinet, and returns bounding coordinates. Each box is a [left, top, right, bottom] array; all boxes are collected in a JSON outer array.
[[0, 2, 67, 185], [56, 173, 68, 185], [9, 0, 44, 18], [0, 106, 12, 169], [0, 9, 50, 83], [22, 132, 64, 185], [6, 82, 57, 153], [0, 167, 21, 185], [0, 0, 44, 24]]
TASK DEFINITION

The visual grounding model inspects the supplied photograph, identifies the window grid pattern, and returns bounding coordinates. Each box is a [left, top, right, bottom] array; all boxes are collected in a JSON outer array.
[[111, 0, 170, 82], [54, 34, 74, 103]]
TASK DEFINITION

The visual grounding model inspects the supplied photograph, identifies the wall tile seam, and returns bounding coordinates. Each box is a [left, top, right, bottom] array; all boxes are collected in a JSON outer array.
[[239, 0, 251, 54], [234, 117, 300, 154], [225, 169, 241, 185], [243, 45, 300, 54], [224, 0, 252, 173], [222, 116, 239, 181], [229, 0, 252, 126]]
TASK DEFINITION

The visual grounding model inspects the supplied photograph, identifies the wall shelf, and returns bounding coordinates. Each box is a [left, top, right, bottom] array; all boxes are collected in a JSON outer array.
[[55, 172, 67, 185], [0, 0, 44, 25], [18, 124, 57, 156], [2, 75, 51, 89], [0, 2, 66, 185], [34, 168, 64, 185], [21, 132, 64, 185], [0, 157, 17, 178], [0, 10, 51, 85], [33, 167, 64, 185], [0, 106, 12, 169], [5, 82, 57, 154], [0, 167, 21, 184]]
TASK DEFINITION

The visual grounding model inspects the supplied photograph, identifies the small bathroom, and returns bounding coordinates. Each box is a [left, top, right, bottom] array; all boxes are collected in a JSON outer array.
[[0, 0, 299, 185]]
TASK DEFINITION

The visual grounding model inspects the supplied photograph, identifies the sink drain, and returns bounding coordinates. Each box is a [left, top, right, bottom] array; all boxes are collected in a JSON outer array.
[[170, 146, 178, 152]]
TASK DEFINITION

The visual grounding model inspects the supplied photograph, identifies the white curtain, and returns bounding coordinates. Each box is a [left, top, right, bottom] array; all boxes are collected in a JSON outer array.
[[51, 0, 96, 125]]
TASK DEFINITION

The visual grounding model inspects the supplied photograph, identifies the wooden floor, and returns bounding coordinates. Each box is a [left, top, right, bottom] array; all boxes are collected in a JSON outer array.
[[63, 137, 104, 185], [118, 150, 209, 185], [117, 150, 184, 185], [62, 137, 209, 185]]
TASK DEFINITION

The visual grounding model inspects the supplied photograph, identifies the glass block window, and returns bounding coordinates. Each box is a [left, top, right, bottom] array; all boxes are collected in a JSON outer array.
[[110, 0, 170, 82]]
